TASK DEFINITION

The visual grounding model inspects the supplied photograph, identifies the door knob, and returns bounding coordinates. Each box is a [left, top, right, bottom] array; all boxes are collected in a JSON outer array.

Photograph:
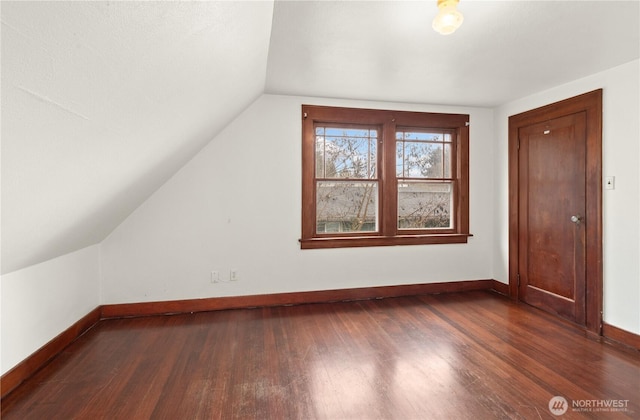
[[570, 215, 582, 224]]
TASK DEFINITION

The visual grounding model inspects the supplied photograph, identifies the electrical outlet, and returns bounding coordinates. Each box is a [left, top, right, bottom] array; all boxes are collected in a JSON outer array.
[[211, 271, 219, 283], [230, 270, 239, 281]]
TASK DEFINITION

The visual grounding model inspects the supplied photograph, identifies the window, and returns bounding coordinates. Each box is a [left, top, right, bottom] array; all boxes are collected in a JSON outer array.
[[301, 105, 471, 249]]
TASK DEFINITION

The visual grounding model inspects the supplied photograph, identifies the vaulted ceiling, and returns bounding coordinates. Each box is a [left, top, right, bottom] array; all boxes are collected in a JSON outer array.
[[2, 1, 639, 274]]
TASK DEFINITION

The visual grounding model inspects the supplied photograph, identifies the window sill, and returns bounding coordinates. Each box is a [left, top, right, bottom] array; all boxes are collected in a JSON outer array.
[[299, 233, 472, 249]]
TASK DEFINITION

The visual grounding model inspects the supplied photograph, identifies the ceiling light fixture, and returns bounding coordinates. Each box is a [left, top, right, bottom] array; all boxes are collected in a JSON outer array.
[[432, 0, 464, 35]]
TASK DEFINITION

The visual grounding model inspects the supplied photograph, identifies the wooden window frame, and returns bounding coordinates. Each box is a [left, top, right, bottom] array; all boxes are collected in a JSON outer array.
[[300, 105, 471, 249]]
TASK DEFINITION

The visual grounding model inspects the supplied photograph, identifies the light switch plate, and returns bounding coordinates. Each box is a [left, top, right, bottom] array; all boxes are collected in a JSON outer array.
[[605, 176, 615, 190]]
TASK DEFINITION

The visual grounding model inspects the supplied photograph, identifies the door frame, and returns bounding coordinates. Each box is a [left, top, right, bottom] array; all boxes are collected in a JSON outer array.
[[508, 89, 603, 335]]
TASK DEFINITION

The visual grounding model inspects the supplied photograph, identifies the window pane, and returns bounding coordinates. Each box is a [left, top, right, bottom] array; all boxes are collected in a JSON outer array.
[[315, 128, 326, 178], [397, 131, 443, 142], [395, 140, 404, 177], [398, 181, 452, 229], [316, 181, 378, 233], [396, 141, 444, 178], [444, 143, 451, 178], [396, 129, 454, 180], [315, 126, 377, 179]]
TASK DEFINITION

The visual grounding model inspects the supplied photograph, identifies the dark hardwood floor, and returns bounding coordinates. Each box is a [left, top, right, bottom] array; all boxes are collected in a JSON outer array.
[[2, 291, 639, 419]]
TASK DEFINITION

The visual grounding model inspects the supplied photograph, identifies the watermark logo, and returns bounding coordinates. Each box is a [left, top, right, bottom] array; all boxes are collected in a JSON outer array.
[[548, 396, 630, 415], [549, 396, 568, 416]]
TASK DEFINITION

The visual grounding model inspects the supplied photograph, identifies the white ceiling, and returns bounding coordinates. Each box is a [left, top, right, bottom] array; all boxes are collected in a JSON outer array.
[[1, 1, 274, 274], [266, 0, 640, 106], [2, 1, 639, 274]]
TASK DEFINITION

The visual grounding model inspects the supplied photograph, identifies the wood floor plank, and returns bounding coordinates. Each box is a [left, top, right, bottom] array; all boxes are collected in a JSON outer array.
[[449, 293, 639, 415], [2, 291, 639, 419], [431, 292, 640, 402]]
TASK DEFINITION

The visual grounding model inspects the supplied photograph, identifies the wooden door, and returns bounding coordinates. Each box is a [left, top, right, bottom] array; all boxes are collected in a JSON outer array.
[[509, 90, 602, 333], [518, 112, 586, 324]]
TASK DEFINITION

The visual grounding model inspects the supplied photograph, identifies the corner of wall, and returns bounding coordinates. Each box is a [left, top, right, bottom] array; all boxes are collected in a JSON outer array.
[[1, 245, 101, 375]]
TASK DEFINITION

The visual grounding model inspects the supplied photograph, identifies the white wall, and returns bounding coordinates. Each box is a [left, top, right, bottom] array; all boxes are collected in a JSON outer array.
[[4, 62, 638, 379], [493, 60, 640, 334], [1, 244, 100, 375], [101, 95, 495, 304]]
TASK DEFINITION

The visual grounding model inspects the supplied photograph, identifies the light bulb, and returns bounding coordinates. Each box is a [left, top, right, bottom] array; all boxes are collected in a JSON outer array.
[[432, 0, 464, 35]]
